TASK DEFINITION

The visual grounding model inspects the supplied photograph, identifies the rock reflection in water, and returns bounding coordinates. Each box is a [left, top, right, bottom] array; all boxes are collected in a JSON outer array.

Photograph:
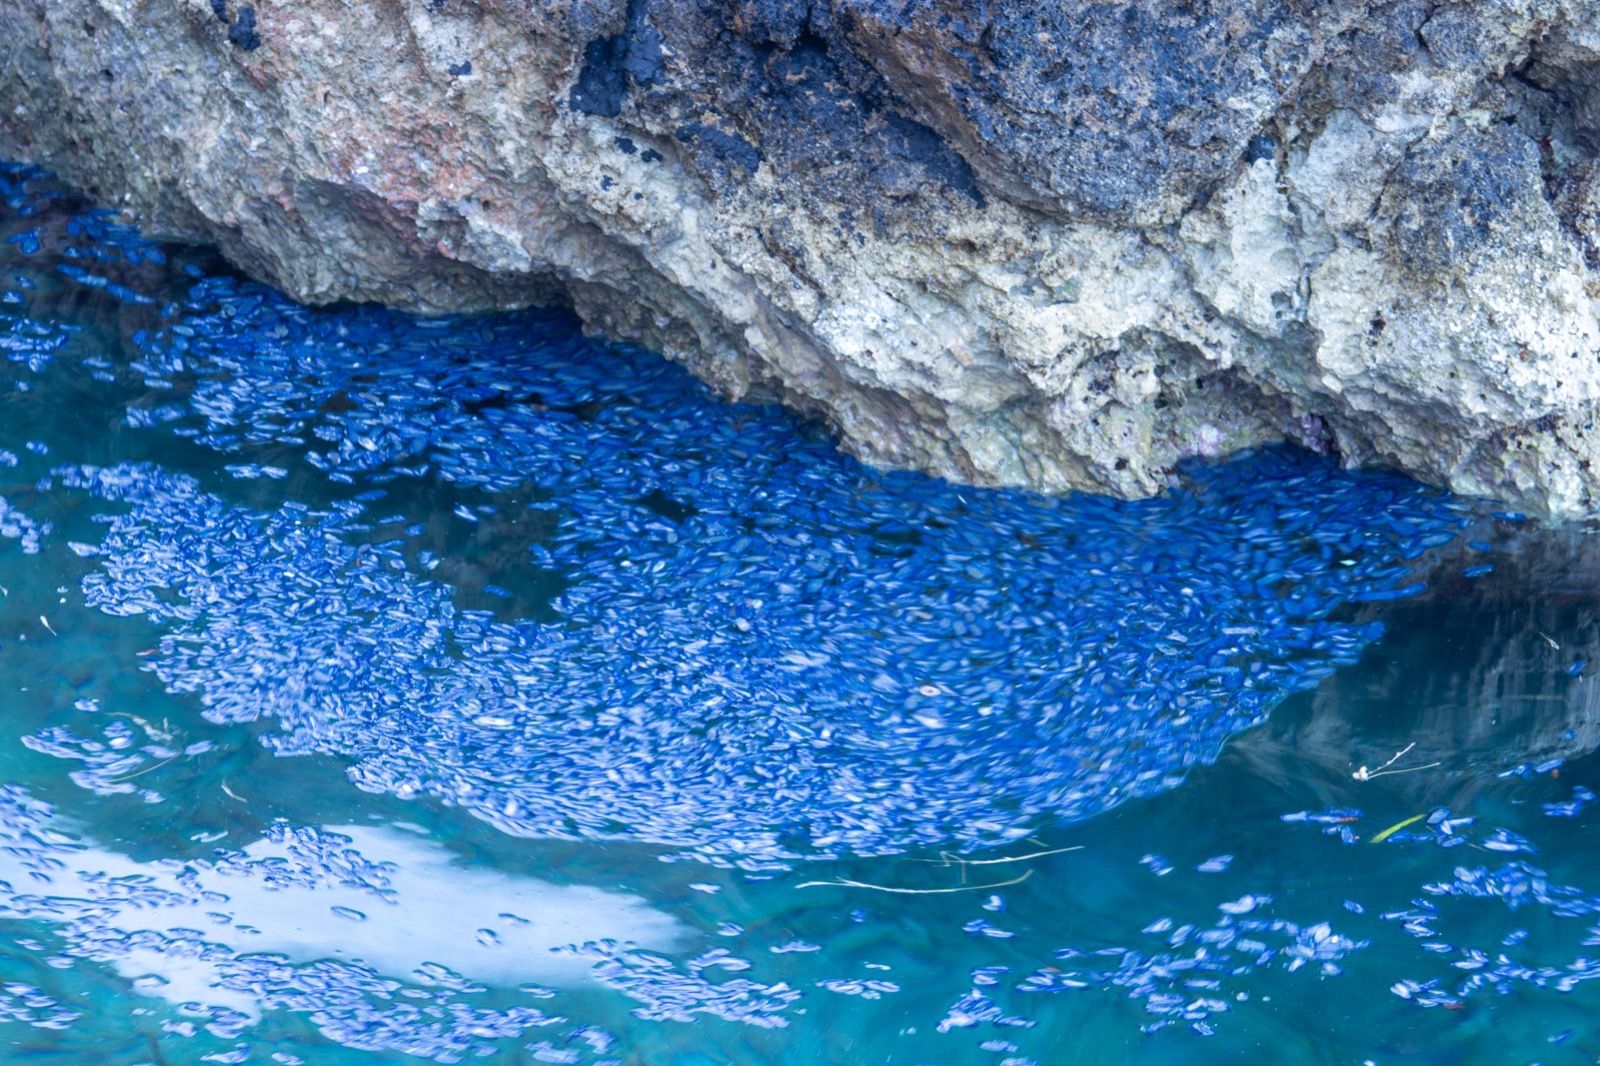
[[1236, 525, 1600, 802]]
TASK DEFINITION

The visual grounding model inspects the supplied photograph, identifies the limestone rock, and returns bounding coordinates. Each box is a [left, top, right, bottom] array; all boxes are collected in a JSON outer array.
[[3, 0, 1600, 514]]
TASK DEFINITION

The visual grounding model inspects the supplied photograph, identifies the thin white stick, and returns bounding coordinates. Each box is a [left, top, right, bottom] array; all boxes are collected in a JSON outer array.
[[797, 870, 1034, 894], [1357, 761, 1441, 780], [1353, 742, 1419, 781], [916, 846, 1084, 866], [105, 755, 178, 782]]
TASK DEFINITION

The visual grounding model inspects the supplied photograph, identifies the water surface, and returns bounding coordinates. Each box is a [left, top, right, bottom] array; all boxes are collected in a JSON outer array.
[[2, 161, 1599, 1064]]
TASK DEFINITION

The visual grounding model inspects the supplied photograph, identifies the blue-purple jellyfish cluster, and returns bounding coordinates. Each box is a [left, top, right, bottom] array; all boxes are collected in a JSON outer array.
[[12, 156, 1600, 1062], [10, 232, 1482, 869], [0, 160, 1479, 867]]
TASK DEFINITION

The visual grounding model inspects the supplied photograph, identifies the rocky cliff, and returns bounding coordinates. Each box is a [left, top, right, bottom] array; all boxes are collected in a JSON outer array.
[[4, 0, 1600, 514]]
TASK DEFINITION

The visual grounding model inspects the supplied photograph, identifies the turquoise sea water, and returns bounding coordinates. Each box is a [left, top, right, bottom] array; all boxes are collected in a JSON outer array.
[[2, 161, 1600, 1064]]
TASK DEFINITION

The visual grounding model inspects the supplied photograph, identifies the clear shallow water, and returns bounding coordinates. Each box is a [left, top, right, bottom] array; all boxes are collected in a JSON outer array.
[[0, 161, 1599, 1064]]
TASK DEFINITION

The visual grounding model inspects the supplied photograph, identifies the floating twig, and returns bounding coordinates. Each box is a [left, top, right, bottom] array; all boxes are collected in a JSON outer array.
[[1356, 758, 1446, 777], [916, 846, 1083, 867], [797, 870, 1034, 894], [1353, 742, 1438, 781], [105, 755, 178, 783]]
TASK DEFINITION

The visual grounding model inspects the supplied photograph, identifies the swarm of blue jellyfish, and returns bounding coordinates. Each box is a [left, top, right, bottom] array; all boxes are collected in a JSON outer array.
[[11, 155, 1600, 1064], [0, 160, 1476, 868]]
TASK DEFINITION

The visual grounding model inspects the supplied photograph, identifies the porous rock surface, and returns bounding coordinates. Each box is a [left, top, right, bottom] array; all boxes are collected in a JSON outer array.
[[4, 0, 1600, 514]]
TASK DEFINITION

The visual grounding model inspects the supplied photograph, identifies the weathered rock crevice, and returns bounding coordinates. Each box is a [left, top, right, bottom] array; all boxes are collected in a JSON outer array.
[[3, 0, 1600, 515]]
